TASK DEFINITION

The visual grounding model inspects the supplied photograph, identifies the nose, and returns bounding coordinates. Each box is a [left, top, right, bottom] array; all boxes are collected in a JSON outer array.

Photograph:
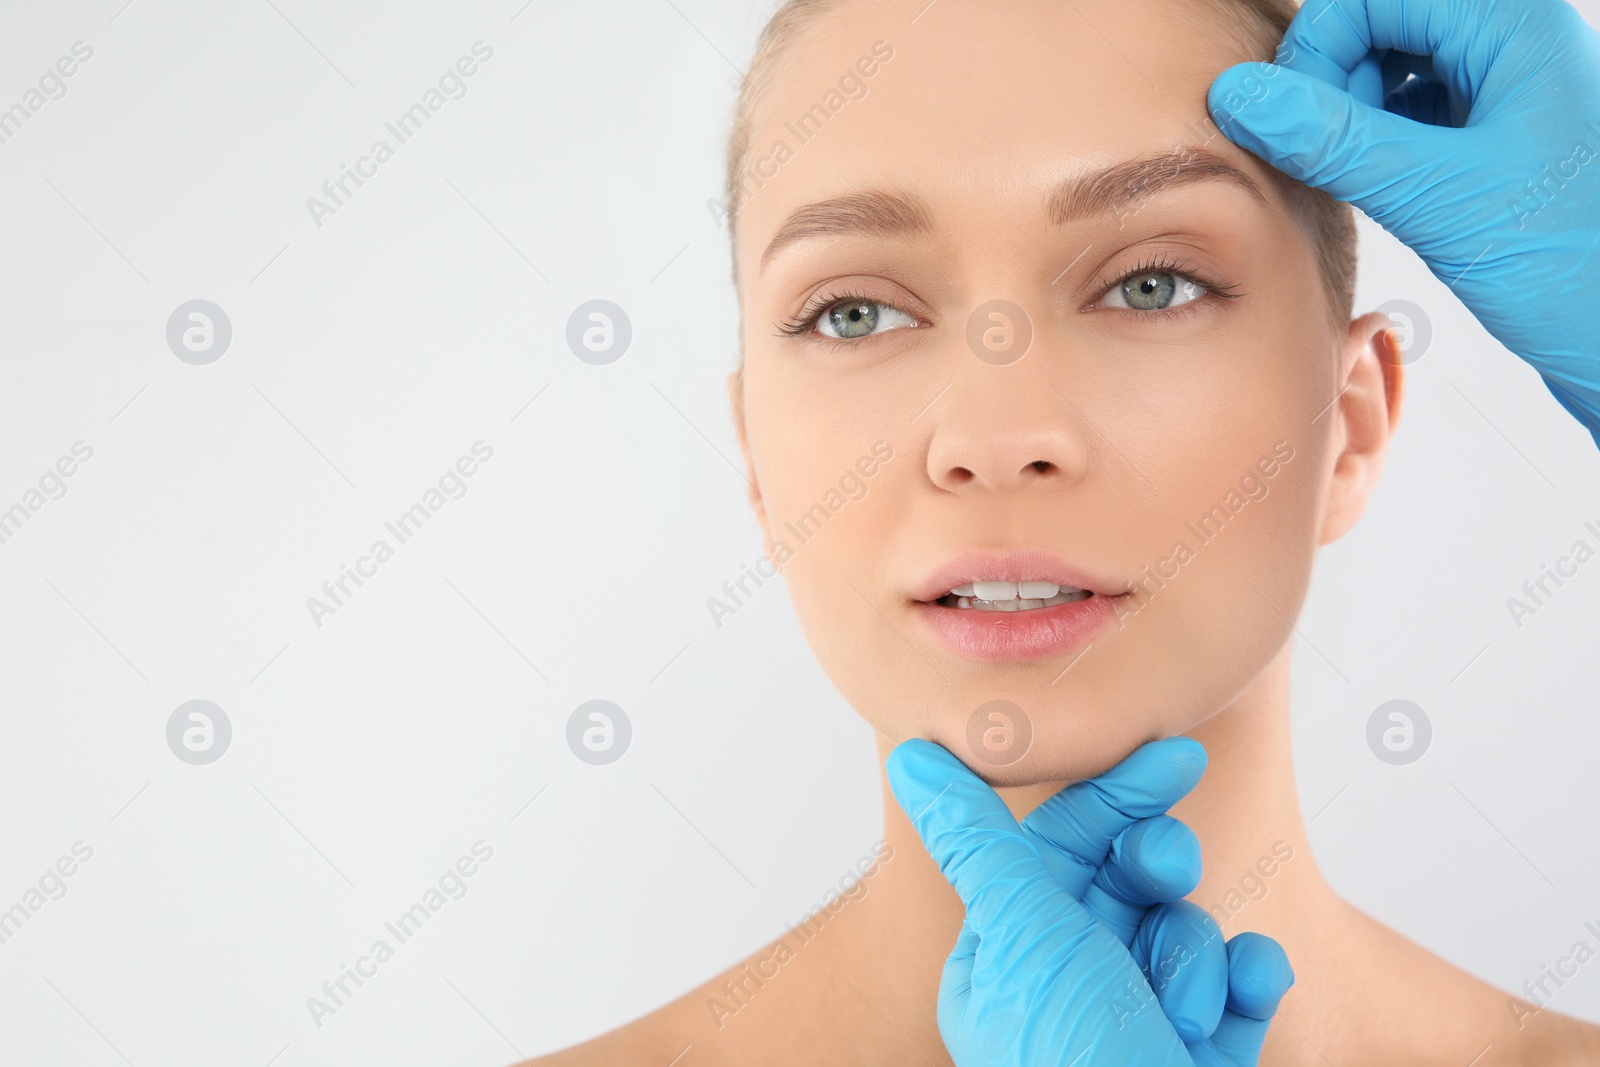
[[925, 362, 1091, 494]]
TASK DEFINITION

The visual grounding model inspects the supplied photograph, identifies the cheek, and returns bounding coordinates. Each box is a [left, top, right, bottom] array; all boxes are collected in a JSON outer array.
[[1116, 440, 1325, 706], [743, 378, 918, 712], [1039, 338, 1332, 766], [779, 510, 942, 759], [740, 315, 1336, 783]]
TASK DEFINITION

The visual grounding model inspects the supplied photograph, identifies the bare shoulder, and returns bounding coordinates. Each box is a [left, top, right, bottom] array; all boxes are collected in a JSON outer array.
[[511, 1010, 687, 1067], [1324, 903, 1600, 1067], [509, 935, 816, 1067], [505, 892, 911, 1067], [1490, 1004, 1600, 1067], [508, 980, 713, 1067]]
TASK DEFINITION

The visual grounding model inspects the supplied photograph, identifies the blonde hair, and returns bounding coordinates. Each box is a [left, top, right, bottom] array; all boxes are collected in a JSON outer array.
[[722, 0, 1357, 343]]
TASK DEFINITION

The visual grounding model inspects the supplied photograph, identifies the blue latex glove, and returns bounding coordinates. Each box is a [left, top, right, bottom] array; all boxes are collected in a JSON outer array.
[[1015, 741, 1287, 1059], [887, 737, 1294, 1065], [1207, 0, 1600, 449]]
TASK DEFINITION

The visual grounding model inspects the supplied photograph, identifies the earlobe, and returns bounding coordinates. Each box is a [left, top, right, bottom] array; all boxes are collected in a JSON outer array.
[[1316, 312, 1406, 545]]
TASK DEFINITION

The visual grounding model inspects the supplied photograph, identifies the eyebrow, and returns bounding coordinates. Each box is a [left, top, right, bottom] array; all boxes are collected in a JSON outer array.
[[758, 148, 1267, 272], [1048, 148, 1266, 225]]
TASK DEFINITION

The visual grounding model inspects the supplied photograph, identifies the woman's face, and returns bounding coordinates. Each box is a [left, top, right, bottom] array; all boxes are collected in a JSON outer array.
[[731, 0, 1386, 784]]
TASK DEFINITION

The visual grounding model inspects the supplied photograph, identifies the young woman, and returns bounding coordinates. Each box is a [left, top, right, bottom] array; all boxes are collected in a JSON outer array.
[[526, 0, 1600, 1061]]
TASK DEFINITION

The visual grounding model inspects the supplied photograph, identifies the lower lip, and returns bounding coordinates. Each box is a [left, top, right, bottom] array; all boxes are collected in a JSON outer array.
[[911, 593, 1125, 663]]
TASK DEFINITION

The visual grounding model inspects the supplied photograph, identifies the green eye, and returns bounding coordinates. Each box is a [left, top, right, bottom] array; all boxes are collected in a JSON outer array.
[[1102, 270, 1206, 312], [815, 299, 918, 339], [778, 289, 924, 340], [828, 301, 879, 338]]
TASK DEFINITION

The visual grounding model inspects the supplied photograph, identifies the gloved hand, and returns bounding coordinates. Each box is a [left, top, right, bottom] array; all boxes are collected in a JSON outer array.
[[887, 737, 1295, 1066], [1014, 738, 1290, 1061], [1207, 0, 1600, 450]]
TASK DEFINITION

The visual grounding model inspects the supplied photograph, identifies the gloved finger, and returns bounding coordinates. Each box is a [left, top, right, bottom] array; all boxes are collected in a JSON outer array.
[[1271, 0, 1553, 117], [1018, 737, 1205, 899], [939, 922, 979, 1015], [1195, 932, 1295, 1066], [1347, 48, 1385, 109], [1083, 814, 1202, 944], [887, 739, 1084, 947], [1207, 62, 1458, 206], [1132, 900, 1228, 1044]]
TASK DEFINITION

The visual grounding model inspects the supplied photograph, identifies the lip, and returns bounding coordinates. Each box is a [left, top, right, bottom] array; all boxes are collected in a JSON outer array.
[[908, 547, 1131, 663], [909, 547, 1129, 604]]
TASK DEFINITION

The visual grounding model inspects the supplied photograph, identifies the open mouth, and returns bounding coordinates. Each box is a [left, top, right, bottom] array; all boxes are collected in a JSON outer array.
[[931, 581, 1094, 611], [907, 550, 1127, 661]]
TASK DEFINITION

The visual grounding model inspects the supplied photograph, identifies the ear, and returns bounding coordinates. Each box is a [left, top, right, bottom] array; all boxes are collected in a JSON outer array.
[[1317, 310, 1406, 545], [727, 365, 772, 538]]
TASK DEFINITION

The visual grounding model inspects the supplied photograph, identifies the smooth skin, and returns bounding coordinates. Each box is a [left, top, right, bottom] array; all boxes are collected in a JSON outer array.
[[522, 0, 1600, 1062], [524, 737, 1279, 1065]]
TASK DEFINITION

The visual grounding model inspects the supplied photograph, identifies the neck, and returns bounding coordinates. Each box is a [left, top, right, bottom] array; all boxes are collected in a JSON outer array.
[[855, 643, 1342, 1023]]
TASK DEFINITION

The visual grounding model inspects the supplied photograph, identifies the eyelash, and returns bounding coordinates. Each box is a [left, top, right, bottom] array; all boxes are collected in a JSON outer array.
[[776, 289, 886, 338], [775, 255, 1241, 339], [1092, 254, 1242, 322]]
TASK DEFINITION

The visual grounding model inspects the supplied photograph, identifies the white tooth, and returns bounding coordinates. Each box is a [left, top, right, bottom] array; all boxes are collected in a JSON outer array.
[[958, 597, 971, 608], [993, 599, 1019, 611], [972, 581, 1018, 601], [950, 583, 975, 597], [1017, 598, 1044, 609], [1018, 581, 1059, 600]]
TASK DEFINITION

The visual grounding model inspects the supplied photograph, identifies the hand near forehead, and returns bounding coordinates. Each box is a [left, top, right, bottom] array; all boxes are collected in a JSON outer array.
[[1209, 0, 1600, 450], [888, 736, 1293, 1066]]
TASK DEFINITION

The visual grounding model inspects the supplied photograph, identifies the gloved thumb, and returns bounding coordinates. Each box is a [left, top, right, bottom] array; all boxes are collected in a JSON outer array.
[[1207, 61, 1455, 214]]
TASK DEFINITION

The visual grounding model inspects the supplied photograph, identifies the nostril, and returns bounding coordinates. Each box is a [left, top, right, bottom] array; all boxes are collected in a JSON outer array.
[[1030, 460, 1052, 473]]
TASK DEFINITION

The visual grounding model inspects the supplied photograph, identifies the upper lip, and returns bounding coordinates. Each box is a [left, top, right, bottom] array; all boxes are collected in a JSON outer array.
[[911, 547, 1128, 603]]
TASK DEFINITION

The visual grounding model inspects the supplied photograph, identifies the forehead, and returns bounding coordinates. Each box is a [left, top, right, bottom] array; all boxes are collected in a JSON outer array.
[[736, 0, 1280, 265]]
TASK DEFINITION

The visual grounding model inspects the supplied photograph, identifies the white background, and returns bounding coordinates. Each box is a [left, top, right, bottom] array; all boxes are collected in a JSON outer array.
[[1, 1, 1598, 1064]]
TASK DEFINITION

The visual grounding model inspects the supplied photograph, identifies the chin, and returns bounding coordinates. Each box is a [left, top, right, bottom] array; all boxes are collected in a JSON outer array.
[[883, 686, 1176, 787]]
